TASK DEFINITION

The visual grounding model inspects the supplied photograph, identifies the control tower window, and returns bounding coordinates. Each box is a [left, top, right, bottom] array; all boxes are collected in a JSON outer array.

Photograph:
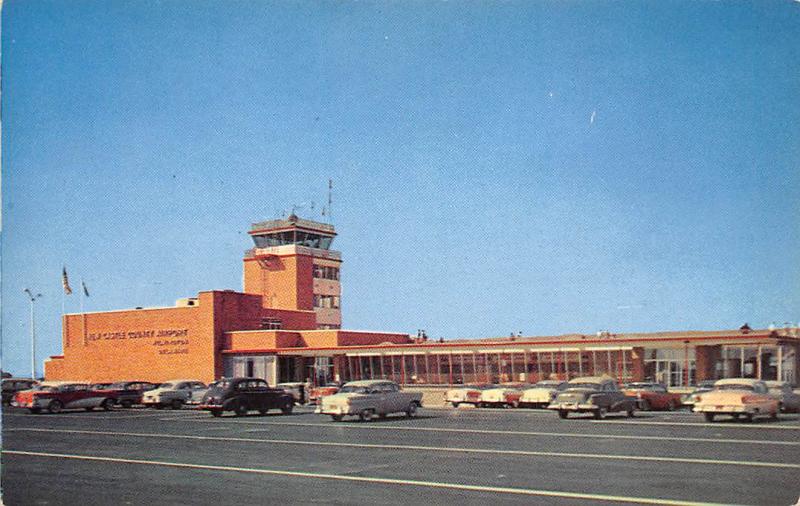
[[313, 265, 340, 281], [253, 231, 333, 250]]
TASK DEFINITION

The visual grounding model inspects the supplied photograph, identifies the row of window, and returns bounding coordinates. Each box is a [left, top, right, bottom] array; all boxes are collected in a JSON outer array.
[[313, 265, 340, 280], [313, 295, 340, 309]]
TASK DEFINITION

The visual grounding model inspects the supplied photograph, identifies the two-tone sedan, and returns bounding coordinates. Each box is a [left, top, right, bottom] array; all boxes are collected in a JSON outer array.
[[317, 380, 422, 422], [518, 380, 568, 408], [479, 385, 526, 408], [681, 380, 716, 410], [141, 380, 208, 409], [445, 384, 493, 408], [693, 378, 779, 422], [15, 382, 117, 414], [547, 376, 636, 419], [622, 382, 683, 411]]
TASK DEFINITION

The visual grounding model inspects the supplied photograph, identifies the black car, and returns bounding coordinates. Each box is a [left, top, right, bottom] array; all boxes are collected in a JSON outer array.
[[199, 377, 294, 417], [97, 381, 158, 408], [2, 378, 38, 406]]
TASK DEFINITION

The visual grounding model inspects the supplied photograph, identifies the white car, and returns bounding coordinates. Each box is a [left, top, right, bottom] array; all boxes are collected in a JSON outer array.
[[445, 384, 494, 407], [518, 380, 568, 408], [142, 379, 208, 409], [479, 386, 524, 408]]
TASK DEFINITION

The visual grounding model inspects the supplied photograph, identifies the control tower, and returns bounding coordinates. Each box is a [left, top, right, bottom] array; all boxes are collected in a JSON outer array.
[[243, 214, 342, 329]]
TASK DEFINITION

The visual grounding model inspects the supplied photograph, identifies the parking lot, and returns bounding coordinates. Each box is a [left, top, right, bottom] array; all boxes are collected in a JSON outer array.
[[2, 405, 800, 505]]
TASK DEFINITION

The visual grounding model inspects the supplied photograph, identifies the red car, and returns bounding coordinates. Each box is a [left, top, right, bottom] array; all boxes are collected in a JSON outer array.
[[308, 385, 340, 405], [15, 382, 117, 414], [622, 382, 683, 411]]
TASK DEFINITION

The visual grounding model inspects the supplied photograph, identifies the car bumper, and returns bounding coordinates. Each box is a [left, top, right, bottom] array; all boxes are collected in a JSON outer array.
[[547, 402, 598, 412], [316, 405, 355, 415], [694, 405, 753, 414]]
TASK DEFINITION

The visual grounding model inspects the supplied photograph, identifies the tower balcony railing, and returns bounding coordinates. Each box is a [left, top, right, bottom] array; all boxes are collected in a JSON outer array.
[[245, 244, 341, 260]]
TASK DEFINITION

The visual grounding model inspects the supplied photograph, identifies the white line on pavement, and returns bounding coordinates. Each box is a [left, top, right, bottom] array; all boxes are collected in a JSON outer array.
[[0, 449, 745, 506], [9, 428, 800, 469], [170, 418, 800, 445], [591, 420, 800, 430]]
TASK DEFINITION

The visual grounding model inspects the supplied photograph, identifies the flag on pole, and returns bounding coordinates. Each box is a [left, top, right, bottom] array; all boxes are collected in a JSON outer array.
[[62, 267, 73, 295], [82, 281, 90, 297]]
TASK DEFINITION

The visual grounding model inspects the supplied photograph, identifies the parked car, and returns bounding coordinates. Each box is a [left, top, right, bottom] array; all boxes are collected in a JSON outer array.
[[518, 380, 568, 408], [764, 381, 800, 413], [693, 378, 779, 422], [547, 376, 636, 419], [681, 380, 716, 410], [199, 377, 294, 417], [98, 381, 158, 408], [2, 378, 38, 406], [142, 380, 208, 409], [14, 382, 117, 414], [276, 382, 307, 405], [622, 382, 683, 411], [89, 382, 112, 390], [479, 385, 525, 408], [445, 384, 494, 407], [317, 380, 423, 422], [307, 384, 340, 405]]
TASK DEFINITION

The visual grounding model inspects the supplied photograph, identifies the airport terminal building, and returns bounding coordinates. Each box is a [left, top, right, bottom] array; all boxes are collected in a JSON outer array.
[[45, 215, 800, 387]]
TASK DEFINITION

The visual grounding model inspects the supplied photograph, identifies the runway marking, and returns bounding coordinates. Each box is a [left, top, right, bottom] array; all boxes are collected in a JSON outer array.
[[1, 449, 744, 506], [10, 428, 800, 469], [591, 420, 800, 430], [169, 418, 800, 445]]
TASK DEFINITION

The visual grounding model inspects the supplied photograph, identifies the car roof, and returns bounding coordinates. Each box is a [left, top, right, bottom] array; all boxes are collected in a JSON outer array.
[[714, 378, 763, 386], [161, 379, 204, 384], [568, 376, 615, 384], [343, 380, 397, 386], [764, 381, 788, 387]]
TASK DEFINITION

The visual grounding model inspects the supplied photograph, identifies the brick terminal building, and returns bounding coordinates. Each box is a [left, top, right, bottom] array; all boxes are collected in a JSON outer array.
[[45, 215, 800, 387]]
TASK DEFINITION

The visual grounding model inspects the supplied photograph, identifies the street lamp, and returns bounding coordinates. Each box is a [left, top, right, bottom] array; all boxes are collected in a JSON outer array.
[[23, 288, 42, 379]]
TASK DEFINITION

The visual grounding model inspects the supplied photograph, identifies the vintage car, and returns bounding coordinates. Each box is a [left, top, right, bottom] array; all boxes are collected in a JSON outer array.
[[622, 382, 683, 411], [547, 376, 636, 419], [276, 382, 307, 405], [445, 384, 494, 407], [693, 378, 779, 422], [141, 379, 208, 409], [316, 380, 423, 422], [479, 385, 526, 408], [307, 384, 340, 405], [518, 380, 568, 408], [97, 381, 158, 408], [199, 377, 294, 417], [681, 380, 716, 410], [2, 378, 38, 406], [14, 382, 117, 414], [765, 381, 800, 413]]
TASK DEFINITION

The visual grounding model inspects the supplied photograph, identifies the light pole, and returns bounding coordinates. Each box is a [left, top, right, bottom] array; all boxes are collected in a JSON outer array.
[[23, 288, 42, 379]]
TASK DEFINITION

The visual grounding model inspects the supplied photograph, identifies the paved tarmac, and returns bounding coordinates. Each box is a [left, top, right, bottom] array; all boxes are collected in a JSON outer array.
[[2, 405, 799, 505]]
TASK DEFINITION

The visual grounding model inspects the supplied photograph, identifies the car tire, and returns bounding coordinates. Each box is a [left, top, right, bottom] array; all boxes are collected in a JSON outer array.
[[593, 407, 606, 420], [743, 413, 753, 423], [406, 403, 418, 418], [258, 409, 269, 415], [234, 402, 248, 417], [170, 399, 183, 410], [558, 410, 568, 419], [101, 398, 115, 411], [85, 407, 94, 412], [331, 415, 343, 422], [48, 400, 63, 414], [281, 403, 293, 415], [704, 413, 715, 422], [639, 399, 651, 411], [451, 402, 460, 408], [120, 400, 133, 409], [359, 409, 374, 422], [731, 413, 740, 420], [627, 408, 635, 418], [29, 408, 41, 414]]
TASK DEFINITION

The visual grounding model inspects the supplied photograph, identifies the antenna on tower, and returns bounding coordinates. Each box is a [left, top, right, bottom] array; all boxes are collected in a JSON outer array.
[[327, 179, 333, 224]]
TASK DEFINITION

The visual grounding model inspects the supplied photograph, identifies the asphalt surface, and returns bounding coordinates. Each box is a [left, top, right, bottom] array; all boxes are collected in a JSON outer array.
[[2, 405, 799, 506]]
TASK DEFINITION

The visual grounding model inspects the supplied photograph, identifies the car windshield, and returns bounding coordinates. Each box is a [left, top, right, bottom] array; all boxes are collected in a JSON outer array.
[[626, 384, 659, 390], [338, 385, 369, 394], [716, 384, 754, 391], [568, 383, 601, 389], [212, 380, 233, 390], [108, 382, 128, 389], [158, 383, 175, 389]]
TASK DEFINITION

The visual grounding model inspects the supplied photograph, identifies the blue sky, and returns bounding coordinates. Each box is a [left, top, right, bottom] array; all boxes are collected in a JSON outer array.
[[2, 0, 799, 377]]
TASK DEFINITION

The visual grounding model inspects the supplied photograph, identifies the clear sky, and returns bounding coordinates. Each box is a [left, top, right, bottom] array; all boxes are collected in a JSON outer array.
[[2, 0, 799, 377]]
